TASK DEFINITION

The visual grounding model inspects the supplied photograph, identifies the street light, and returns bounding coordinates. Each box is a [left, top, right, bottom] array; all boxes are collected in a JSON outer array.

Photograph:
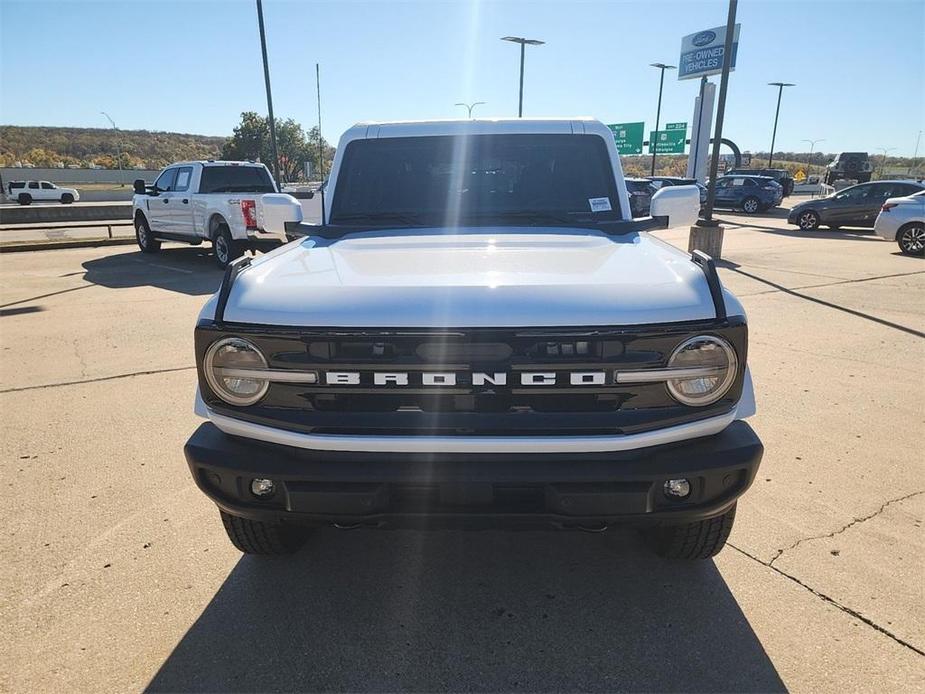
[[649, 62, 677, 175], [801, 138, 825, 184], [767, 82, 795, 167], [100, 111, 124, 187], [877, 147, 896, 178], [501, 36, 544, 117], [455, 101, 486, 119]]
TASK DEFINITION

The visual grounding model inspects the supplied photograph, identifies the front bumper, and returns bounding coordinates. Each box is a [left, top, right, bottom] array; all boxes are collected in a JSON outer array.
[[184, 420, 763, 529]]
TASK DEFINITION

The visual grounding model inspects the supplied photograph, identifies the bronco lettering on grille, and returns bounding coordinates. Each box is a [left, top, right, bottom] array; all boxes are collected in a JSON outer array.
[[323, 371, 608, 386]]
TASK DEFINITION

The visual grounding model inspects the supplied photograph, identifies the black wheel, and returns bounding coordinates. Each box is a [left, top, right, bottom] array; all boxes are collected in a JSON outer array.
[[61, 193, 74, 204], [220, 510, 306, 555], [213, 225, 243, 269], [897, 223, 925, 256], [18, 193, 31, 206], [797, 210, 820, 230], [741, 196, 760, 214], [135, 215, 161, 253], [643, 504, 737, 560]]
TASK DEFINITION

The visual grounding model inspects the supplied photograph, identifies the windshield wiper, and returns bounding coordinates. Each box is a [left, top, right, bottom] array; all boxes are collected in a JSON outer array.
[[333, 212, 426, 226]]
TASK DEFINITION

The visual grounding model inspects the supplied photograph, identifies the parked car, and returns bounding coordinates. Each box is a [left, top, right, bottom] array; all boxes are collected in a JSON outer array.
[[625, 177, 657, 217], [711, 175, 782, 214], [825, 152, 873, 185], [873, 189, 925, 256], [648, 176, 708, 207], [726, 168, 794, 197], [184, 117, 763, 561], [8, 180, 80, 205], [787, 180, 925, 230], [132, 161, 303, 268]]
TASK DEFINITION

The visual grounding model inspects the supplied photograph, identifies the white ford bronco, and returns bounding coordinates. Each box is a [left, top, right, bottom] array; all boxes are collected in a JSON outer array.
[[184, 118, 762, 559], [132, 161, 303, 268]]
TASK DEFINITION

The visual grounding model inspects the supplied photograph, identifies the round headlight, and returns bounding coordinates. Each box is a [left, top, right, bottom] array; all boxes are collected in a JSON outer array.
[[204, 337, 269, 406], [666, 335, 738, 407]]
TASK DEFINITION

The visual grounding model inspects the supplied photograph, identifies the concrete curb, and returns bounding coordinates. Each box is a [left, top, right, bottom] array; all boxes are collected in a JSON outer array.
[[0, 237, 136, 253]]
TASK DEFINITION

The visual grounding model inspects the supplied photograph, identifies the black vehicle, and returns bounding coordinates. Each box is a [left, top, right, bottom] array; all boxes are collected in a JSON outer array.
[[825, 152, 873, 185], [648, 176, 708, 207], [788, 180, 925, 230], [726, 168, 795, 196], [625, 177, 657, 217]]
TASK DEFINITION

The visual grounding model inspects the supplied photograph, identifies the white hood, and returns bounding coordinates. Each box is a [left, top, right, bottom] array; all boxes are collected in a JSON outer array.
[[220, 228, 724, 327]]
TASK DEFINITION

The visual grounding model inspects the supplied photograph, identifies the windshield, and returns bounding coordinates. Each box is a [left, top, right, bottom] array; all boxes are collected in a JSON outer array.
[[329, 134, 622, 227], [199, 165, 276, 194]]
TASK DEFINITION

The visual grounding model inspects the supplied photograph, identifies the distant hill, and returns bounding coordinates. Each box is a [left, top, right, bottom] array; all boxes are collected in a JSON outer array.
[[0, 125, 226, 170]]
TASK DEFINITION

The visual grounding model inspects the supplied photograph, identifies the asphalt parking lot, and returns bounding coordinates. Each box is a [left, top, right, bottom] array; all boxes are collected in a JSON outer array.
[[1, 209, 923, 693]]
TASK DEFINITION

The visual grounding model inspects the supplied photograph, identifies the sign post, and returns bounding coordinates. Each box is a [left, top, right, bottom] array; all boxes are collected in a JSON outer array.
[[607, 122, 645, 155]]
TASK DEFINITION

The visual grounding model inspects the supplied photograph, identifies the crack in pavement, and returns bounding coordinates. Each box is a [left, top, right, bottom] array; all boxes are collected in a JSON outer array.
[[768, 491, 925, 566], [733, 269, 925, 298], [0, 366, 196, 394], [728, 543, 925, 658]]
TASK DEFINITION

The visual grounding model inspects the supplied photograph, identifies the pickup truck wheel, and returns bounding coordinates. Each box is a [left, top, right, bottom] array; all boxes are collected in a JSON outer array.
[[18, 193, 31, 206], [741, 197, 760, 214], [220, 510, 306, 555], [642, 503, 737, 560], [213, 226, 243, 269], [60, 193, 74, 204], [135, 216, 161, 253], [897, 223, 925, 256]]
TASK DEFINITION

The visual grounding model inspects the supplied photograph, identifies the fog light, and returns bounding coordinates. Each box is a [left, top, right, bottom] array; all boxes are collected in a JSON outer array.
[[663, 478, 691, 499], [250, 478, 276, 498]]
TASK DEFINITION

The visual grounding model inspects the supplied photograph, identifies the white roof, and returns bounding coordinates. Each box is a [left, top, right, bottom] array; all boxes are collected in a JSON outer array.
[[342, 117, 611, 140]]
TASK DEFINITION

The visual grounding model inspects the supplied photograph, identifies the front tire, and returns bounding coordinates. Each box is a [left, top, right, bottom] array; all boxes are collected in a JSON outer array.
[[220, 510, 306, 555], [61, 193, 74, 204], [135, 215, 161, 253], [797, 210, 820, 230], [741, 196, 760, 214], [643, 504, 737, 560], [213, 225, 243, 269], [897, 223, 925, 256]]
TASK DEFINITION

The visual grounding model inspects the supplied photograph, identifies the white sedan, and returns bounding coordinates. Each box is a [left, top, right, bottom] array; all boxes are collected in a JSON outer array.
[[874, 189, 925, 256]]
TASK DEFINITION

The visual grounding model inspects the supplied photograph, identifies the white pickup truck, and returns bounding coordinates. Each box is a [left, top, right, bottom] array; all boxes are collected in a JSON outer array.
[[132, 161, 303, 268], [8, 180, 80, 205]]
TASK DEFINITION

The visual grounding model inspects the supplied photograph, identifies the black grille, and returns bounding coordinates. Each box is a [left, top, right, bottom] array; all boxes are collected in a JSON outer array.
[[196, 320, 747, 436]]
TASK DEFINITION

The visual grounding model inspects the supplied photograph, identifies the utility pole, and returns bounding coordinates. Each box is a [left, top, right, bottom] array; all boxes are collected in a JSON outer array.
[[100, 111, 124, 186], [649, 63, 677, 176], [455, 102, 486, 119], [256, 0, 281, 186], [767, 82, 795, 167], [501, 36, 544, 117], [801, 138, 825, 184]]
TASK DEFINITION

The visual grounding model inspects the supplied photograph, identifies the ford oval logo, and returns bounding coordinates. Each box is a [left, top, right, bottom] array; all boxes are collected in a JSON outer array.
[[692, 30, 716, 47]]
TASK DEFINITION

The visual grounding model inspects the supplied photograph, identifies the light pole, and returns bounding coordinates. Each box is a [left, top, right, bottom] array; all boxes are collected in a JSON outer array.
[[455, 102, 486, 119], [501, 36, 544, 117], [767, 82, 795, 167], [877, 147, 896, 178], [100, 111, 124, 186], [255, 0, 281, 186], [801, 138, 825, 183], [649, 63, 676, 175]]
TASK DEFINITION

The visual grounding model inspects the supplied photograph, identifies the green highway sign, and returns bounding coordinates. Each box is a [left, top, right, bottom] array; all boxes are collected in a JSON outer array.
[[666, 122, 687, 131], [607, 122, 645, 155], [649, 126, 687, 154]]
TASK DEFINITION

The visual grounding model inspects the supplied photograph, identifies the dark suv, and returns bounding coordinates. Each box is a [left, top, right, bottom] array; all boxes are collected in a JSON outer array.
[[726, 168, 794, 196], [825, 153, 872, 185], [625, 177, 657, 217], [712, 175, 783, 214]]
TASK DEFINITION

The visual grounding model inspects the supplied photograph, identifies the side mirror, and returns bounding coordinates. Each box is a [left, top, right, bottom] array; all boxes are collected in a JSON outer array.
[[133, 179, 147, 195], [650, 185, 699, 228]]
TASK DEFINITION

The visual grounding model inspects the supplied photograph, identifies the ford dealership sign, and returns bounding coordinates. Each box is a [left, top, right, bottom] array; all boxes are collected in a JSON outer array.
[[679, 24, 740, 80]]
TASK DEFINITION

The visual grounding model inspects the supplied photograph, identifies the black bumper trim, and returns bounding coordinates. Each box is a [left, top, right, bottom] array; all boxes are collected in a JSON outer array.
[[184, 420, 763, 528]]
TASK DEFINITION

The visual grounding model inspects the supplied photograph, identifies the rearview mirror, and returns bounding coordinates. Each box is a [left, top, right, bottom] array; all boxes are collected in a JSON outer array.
[[133, 179, 147, 195], [650, 185, 699, 228]]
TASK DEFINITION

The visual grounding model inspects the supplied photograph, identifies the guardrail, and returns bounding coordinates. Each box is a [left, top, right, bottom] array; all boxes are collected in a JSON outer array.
[[0, 220, 133, 238]]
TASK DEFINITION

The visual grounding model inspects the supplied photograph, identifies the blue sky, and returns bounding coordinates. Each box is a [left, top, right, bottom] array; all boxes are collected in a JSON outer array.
[[1, 0, 923, 155]]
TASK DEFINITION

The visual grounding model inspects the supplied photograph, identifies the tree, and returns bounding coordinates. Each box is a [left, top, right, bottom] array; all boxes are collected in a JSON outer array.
[[221, 111, 334, 182]]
